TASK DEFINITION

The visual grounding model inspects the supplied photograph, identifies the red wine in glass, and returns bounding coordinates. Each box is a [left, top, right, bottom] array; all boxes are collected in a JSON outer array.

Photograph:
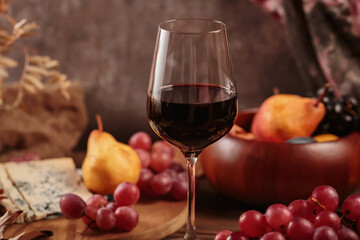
[[147, 19, 237, 240], [147, 84, 237, 152]]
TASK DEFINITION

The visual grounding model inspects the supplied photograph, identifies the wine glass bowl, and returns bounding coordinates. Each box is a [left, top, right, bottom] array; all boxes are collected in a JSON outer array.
[[147, 18, 237, 240], [147, 84, 237, 153]]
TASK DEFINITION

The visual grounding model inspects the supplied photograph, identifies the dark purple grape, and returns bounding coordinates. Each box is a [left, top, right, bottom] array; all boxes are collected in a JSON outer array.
[[316, 86, 335, 99], [341, 95, 358, 112], [314, 86, 359, 137]]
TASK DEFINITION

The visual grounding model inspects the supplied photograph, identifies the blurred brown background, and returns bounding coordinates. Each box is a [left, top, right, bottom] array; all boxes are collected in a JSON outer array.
[[10, 0, 305, 147]]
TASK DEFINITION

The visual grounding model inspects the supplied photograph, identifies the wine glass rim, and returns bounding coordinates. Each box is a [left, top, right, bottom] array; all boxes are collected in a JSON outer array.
[[159, 18, 226, 34]]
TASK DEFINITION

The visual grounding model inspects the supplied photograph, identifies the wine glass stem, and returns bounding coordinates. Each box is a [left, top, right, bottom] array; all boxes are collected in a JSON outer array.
[[184, 153, 198, 240]]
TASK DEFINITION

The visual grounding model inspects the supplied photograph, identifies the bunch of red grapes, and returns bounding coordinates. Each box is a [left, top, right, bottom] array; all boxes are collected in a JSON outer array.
[[214, 185, 360, 240], [9, 152, 41, 162], [129, 131, 187, 200], [59, 182, 140, 231]]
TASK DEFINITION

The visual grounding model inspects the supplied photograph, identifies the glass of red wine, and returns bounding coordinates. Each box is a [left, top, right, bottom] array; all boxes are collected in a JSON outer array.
[[147, 18, 238, 240]]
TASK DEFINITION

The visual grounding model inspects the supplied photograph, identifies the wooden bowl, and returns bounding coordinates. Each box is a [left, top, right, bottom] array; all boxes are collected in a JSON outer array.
[[199, 109, 360, 206]]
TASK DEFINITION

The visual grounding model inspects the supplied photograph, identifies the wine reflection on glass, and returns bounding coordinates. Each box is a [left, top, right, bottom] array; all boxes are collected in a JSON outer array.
[[147, 18, 238, 240]]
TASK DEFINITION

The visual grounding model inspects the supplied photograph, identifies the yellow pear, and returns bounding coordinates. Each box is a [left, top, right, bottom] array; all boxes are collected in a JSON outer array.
[[82, 115, 141, 194]]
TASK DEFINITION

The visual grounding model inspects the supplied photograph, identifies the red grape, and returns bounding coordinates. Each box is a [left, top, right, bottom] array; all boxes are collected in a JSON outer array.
[[114, 182, 140, 206], [9, 156, 24, 162], [288, 199, 316, 222], [137, 168, 154, 191], [310, 185, 339, 211], [238, 210, 267, 238], [152, 140, 173, 156], [96, 208, 116, 230], [337, 226, 360, 240], [225, 231, 249, 240], [10, 152, 41, 162], [163, 168, 178, 179], [357, 221, 360, 235], [106, 202, 120, 212], [150, 172, 173, 195], [128, 131, 152, 150], [114, 206, 139, 231], [86, 194, 108, 208], [82, 205, 98, 228], [313, 226, 338, 240], [142, 182, 159, 198], [150, 151, 172, 172], [23, 152, 41, 161], [287, 217, 314, 240], [177, 171, 187, 181], [135, 149, 151, 168], [314, 210, 341, 230], [214, 230, 232, 240], [264, 203, 293, 231], [170, 162, 184, 172], [170, 174, 187, 200], [342, 194, 360, 221], [59, 193, 87, 219], [259, 231, 286, 240]]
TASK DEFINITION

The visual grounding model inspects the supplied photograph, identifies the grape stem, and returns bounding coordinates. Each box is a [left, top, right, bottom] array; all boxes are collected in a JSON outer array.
[[311, 197, 327, 211], [96, 114, 103, 132], [340, 214, 355, 230], [83, 212, 92, 221], [82, 213, 96, 232], [314, 83, 330, 107]]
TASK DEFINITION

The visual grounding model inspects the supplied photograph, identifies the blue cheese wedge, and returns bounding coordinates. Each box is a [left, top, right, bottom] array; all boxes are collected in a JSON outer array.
[[0, 157, 92, 222]]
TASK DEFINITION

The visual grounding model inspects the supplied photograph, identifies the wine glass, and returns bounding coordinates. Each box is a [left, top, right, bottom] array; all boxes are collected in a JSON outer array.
[[147, 18, 238, 240]]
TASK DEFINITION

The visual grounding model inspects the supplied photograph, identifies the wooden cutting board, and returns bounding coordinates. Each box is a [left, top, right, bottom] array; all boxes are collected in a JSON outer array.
[[5, 199, 187, 240]]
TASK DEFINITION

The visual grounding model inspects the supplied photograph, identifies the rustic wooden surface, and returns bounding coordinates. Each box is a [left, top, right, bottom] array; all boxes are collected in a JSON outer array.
[[5, 198, 187, 240], [4, 171, 360, 239], [3, 177, 242, 240], [8, 0, 305, 147]]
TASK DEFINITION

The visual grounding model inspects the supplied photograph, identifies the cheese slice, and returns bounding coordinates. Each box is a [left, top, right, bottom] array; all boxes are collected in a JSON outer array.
[[0, 157, 92, 222]]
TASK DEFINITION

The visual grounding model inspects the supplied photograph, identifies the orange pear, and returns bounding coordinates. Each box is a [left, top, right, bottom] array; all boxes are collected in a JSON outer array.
[[251, 94, 326, 142], [82, 116, 141, 194]]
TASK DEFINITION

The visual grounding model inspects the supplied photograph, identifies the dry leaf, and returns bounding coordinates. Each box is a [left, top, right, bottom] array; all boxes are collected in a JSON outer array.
[[0, 55, 17, 67], [0, 68, 9, 78], [44, 59, 58, 69], [26, 65, 48, 75], [0, 210, 23, 238], [22, 82, 37, 94], [29, 56, 50, 64], [24, 74, 44, 90], [60, 88, 71, 100], [13, 19, 26, 31], [19, 22, 38, 37], [44, 70, 61, 78]]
